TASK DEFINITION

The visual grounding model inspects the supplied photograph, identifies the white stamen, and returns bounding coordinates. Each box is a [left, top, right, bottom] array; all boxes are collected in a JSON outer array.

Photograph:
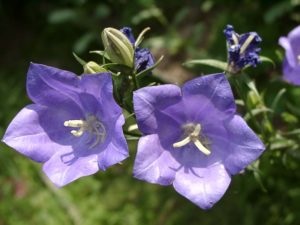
[[173, 123, 211, 156], [64, 120, 85, 128], [71, 129, 84, 137], [64, 116, 106, 148], [173, 136, 191, 148], [240, 34, 255, 54], [194, 139, 211, 155], [232, 33, 239, 46], [297, 55, 300, 63]]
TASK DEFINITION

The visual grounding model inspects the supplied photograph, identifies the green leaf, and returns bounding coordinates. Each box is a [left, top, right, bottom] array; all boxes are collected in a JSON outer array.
[[244, 107, 273, 121], [183, 59, 228, 71], [48, 9, 77, 24], [281, 112, 298, 124], [259, 56, 276, 68], [271, 88, 286, 110]]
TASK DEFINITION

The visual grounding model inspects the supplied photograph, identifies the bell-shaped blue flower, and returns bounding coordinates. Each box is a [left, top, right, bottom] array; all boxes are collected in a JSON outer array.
[[133, 73, 265, 209], [2, 63, 129, 187]]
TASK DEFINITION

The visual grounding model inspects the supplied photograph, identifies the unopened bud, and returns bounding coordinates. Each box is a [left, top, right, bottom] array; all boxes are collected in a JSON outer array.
[[84, 61, 107, 74], [101, 27, 134, 68]]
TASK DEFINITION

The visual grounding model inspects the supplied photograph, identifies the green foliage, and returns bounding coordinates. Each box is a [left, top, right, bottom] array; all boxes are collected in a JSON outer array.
[[1, 0, 300, 225]]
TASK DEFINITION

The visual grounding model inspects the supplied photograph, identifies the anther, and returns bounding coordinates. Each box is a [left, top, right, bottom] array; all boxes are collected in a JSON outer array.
[[173, 123, 211, 155]]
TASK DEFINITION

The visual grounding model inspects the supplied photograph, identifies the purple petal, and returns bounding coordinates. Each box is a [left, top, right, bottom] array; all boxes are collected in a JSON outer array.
[[27, 63, 82, 109], [43, 151, 99, 187], [279, 37, 297, 67], [287, 25, 300, 56], [182, 73, 236, 123], [97, 116, 129, 170], [282, 59, 300, 85], [208, 115, 265, 175], [173, 162, 231, 210], [2, 104, 78, 163], [133, 84, 183, 134], [135, 48, 155, 72], [120, 27, 135, 44], [79, 73, 122, 119], [133, 134, 180, 185]]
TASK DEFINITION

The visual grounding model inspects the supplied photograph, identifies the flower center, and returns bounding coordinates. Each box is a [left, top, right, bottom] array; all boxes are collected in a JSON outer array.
[[173, 123, 211, 155], [64, 115, 106, 148], [298, 55, 300, 64]]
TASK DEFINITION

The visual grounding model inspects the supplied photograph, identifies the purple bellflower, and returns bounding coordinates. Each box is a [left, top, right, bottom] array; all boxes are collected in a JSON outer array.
[[133, 73, 265, 209], [120, 27, 155, 73], [2, 63, 128, 187], [279, 25, 300, 85], [224, 24, 262, 73]]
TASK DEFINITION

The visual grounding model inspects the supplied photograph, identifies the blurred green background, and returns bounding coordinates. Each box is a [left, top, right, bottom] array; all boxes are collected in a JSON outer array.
[[1, 0, 300, 224]]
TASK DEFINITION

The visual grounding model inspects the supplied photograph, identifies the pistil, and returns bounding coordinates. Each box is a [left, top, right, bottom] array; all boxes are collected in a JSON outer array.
[[173, 123, 211, 155]]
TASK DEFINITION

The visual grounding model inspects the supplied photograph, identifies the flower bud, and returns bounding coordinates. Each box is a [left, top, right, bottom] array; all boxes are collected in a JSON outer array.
[[83, 61, 107, 74], [101, 27, 134, 68]]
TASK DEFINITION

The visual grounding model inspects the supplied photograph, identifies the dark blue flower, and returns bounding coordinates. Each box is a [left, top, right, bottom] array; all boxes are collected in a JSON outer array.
[[120, 27, 155, 73], [224, 25, 262, 73]]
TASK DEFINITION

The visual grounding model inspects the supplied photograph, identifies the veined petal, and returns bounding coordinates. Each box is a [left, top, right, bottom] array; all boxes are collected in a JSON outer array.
[[208, 115, 265, 175], [182, 73, 236, 123], [2, 104, 77, 163], [79, 74, 121, 119], [133, 134, 179, 185], [43, 152, 99, 187], [133, 84, 183, 134], [97, 115, 129, 170], [27, 63, 82, 109], [173, 162, 231, 210]]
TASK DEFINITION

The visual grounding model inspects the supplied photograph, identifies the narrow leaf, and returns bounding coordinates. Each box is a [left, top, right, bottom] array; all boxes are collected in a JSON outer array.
[[183, 59, 228, 71]]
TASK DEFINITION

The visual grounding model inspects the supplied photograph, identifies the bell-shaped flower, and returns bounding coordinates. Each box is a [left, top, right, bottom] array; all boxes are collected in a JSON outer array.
[[279, 25, 300, 85], [133, 73, 265, 209], [120, 27, 155, 73], [224, 25, 262, 73], [2, 63, 129, 187]]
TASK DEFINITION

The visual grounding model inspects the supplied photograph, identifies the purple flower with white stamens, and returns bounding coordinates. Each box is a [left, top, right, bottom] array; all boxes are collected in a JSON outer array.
[[279, 25, 300, 85], [2, 63, 128, 187], [120, 27, 155, 73], [224, 25, 262, 73], [133, 73, 265, 209]]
